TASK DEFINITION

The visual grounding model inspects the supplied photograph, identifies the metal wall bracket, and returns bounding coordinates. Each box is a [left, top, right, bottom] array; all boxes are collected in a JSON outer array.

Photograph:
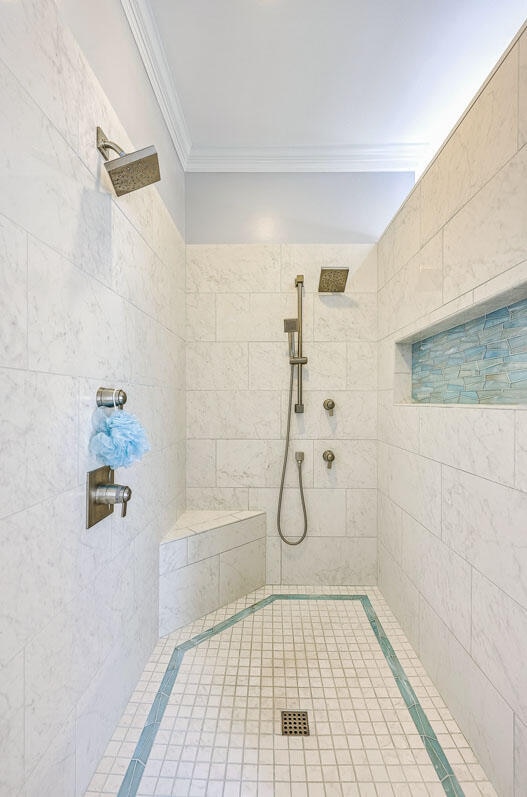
[[86, 465, 114, 529]]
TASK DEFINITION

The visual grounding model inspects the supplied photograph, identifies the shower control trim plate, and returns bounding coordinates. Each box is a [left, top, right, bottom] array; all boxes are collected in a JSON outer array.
[[86, 466, 132, 528]]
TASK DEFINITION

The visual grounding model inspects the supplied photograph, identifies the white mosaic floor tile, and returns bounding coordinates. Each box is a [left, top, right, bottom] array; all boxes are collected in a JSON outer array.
[[86, 586, 497, 797]]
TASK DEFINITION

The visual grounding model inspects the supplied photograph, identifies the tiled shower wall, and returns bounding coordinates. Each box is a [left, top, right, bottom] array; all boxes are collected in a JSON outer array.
[[186, 244, 378, 585], [0, 2, 186, 795], [377, 26, 527, 797]]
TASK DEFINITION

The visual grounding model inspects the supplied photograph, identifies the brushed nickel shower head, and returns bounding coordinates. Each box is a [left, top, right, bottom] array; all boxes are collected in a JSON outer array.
[[318, 267, 349, 293], [97, 126, 160, 197]]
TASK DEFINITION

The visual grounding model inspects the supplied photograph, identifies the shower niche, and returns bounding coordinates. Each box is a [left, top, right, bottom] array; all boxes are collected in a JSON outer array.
[[395, 291, 527, 406]]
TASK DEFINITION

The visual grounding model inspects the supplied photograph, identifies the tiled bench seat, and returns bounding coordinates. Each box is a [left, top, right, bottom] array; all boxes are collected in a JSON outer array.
[[159, 510, 266, 636]]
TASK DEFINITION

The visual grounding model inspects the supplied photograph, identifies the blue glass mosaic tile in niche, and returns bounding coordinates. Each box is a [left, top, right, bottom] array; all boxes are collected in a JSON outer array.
[[412, 297, 527, 404]]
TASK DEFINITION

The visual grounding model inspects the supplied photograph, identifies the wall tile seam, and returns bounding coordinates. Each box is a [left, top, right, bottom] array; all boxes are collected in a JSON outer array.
[[168, 536, 266, 569], [418, 591, 526, 727], [379, 436, 519, 491], [375, 488, 441, 545], [25, 233, 186, 338], [423, 138, 526, 255]]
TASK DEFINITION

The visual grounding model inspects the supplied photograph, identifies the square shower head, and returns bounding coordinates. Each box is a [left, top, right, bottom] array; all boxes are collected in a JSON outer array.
[[318, 267, 349, 292]]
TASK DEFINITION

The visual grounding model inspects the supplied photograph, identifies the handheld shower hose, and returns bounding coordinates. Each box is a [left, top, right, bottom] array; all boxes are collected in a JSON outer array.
[[277, 363, 308, 545]]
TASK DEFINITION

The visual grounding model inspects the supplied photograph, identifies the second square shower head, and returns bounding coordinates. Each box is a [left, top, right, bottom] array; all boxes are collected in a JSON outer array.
[[318, 267, 349, 292]]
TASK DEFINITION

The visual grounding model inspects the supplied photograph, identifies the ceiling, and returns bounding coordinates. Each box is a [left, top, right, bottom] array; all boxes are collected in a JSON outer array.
[[123, 1, 526, 175]]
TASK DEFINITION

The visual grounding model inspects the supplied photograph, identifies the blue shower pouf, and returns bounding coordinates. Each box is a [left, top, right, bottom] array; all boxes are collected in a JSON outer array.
[[90, 408, 150, 469]]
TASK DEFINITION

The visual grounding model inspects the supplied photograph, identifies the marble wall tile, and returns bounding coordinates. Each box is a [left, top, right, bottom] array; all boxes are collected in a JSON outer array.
[[27, 238, 127, 378], [401, 512, 472, 648], [347, 341, 377, 390], [186, 440, 216, 488], [520, 30, 527, 149], [420, 45, 519, 242], [0, 214, 27, 369], [159, 557, 220, 636], [345, 247, 378, 293], [314, 292, 377, 342], [514, 715, 527, 797], [219, 537, 266, 605], [0, 63, 113, 278], [419, 598, 514, 797], [281, 536, 377, 585], [378, 546, 420, 651], [313, 439, 376, 489], [250, 486, 346, 539], [376, 224, 395, 290], [303, 342, 348, 390], [473, 259, 527, 306], [187, 244, 281, 292], [24, 717, 76, 797], [0, 370, 31, 519], [0, 651, 25, 796], [392, 184, 421, 272], [442, 466, 527, 610], [378, 233, 443, 339], [516, 410, 527, 492], [472, 571, 527, 726], [187, 341, 249, 390], [217, 292, 313, 342], [281, 243, 376, 293], [186, 487, 250, 510], [188, 390, 281, 440], [188, 514, 265, 563], [443, 146, 527, 303], [285, 390, 376, 440], [378, 443, 442, 536], [159, 538, 188, 577], [420, 406, 515, 486], [346, 489, 377, 538], [249, 342, 292, 390], [217, 439, 313, 489], [0, 0, 81, 149], [378, 493, 404, 564], [378, 390, 420, 452], [187, 293, 216, 341], [265, 535, 282, 584]]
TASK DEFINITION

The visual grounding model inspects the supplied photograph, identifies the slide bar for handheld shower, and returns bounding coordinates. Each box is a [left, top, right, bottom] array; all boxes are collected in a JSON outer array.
[[295, 275, 305, 413]]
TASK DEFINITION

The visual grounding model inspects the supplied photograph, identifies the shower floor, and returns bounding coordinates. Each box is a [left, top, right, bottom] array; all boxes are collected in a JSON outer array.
[[86, 586, 496, 797]]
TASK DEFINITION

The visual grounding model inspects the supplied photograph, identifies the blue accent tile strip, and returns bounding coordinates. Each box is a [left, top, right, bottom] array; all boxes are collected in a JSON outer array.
[[412, 297, 527, 404], [117, 594, 464, 797]]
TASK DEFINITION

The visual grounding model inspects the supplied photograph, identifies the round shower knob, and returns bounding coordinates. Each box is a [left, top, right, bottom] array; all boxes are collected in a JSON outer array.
[[323, 398, 335, 416], [323, 450, 335, 469]]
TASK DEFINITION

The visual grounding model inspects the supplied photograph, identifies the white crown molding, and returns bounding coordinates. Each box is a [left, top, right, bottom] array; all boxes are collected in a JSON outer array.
[[120, 0, 191, 169], [186, 144, 431, 173], [121, 1, 429, 174]]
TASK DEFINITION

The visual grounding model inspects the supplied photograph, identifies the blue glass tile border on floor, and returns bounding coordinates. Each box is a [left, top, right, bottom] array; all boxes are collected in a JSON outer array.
[[412, 296, 527, 404], [117, 594, 465, 797]]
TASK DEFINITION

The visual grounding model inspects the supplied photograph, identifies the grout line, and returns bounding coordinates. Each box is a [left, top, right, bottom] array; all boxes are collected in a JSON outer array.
[[116, 592, 465, 797]]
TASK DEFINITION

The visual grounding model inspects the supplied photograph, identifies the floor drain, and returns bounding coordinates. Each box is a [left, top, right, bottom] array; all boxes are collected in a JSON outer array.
[[281, 710, 310, 736]]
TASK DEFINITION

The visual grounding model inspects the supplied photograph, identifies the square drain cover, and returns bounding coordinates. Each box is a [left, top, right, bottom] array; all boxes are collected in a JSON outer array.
[[281, 710, 310, 736]]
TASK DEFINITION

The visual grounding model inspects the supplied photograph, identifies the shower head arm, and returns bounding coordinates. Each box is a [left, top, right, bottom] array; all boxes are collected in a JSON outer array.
[[96, 126, 126, 161]]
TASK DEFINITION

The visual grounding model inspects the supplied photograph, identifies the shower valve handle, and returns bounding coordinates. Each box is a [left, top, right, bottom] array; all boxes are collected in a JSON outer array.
[[323, 450, 335, 469], [323, 398, 335, 416], [94, 483, 132, 517]]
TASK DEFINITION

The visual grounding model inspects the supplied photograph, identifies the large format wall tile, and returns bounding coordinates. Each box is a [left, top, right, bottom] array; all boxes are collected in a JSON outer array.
[[187, 244, 281, 293], [401, 512, 472, 648], [0, 214, 27, 369], [520, 30, 527, 148], [443, 146, 527, 303], [0, 3, 187, 792], [188, 390, 281, 440], [378, 444, 441, 536], [420, 44, 518, 243], [419, 406, 515, 485], [442, 466, 527, 610], [419, 599, 514, 797], [281, 536, 377, 585], [472, 572, 527, 726]]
